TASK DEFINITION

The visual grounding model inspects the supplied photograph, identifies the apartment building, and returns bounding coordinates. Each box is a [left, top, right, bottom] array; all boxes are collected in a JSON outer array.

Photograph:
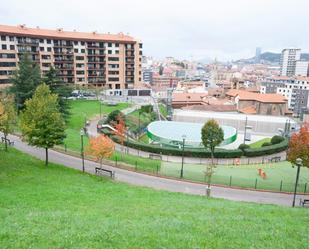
[[260, 76, 309, 115], [0, 24, 142, 89], [280, 48, 301, 76], [295, 60, 309, 76]]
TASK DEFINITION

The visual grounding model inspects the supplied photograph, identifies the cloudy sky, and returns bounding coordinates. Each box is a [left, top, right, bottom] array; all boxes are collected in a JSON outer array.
[[1, 0, 309, 61]]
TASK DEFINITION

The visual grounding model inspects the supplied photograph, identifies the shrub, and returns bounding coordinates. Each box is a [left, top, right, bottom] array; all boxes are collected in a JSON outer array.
[[261, 142, 272, 147], [244, 139, 288, 157], [106, 110, 124, 125], [238, 144, 250, 151], [271, 135, 285, 145], [110, 135, 243, 158]]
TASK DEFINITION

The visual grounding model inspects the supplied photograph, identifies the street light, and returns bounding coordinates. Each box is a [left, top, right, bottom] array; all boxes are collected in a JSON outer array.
[[80, 128, 85, 172], [180, 134, 186, 178], [243, 116, 248, 144], [292, 158, 303, 207]]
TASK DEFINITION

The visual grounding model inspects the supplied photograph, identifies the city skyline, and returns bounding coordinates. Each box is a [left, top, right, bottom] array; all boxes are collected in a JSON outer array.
[[1, 0, 309, 61]]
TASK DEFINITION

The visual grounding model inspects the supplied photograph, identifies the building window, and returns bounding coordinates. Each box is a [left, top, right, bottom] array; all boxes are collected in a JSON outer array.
[[10, 45, 15, 50], [108, 57, 119, 61], [47, 39, 51, 44], [2, 45, 7, 50], [47, 47, 52, 52], [81, 49, 85, 53], [74, 41, 78, 45], [139, 43, 143, 48], [108, 50, 112, 54], [40, 47, 44, 51], [74, 48, 78, 53], [1, 36, 6, 41], [39, 39, 44, 43], [81, 41, 85, 45], [115, 50, 119, 54], [115, 43, 119, 47], [9, 36, 14, 41], [108, 77, 119, 81], [108, 43, 112, 47]]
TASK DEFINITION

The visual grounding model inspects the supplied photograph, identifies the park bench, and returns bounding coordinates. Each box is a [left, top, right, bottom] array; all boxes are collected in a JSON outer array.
[[149, 154, 162, 160], [299, 199, 309, 207], [269, 156, 281, 163], [95, 167, 115, 179], [1, 137, 14, 146]]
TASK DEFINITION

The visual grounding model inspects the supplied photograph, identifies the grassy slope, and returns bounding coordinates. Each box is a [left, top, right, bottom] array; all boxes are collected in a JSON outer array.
[[0, 147, 308, 249], [64, 100, 129, 151], [249, 138, 271, 148]]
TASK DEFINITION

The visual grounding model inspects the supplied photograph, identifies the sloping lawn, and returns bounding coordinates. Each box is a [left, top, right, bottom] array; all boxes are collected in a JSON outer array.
[[64, 100, 129, 151], [0, 147, 308, 249]]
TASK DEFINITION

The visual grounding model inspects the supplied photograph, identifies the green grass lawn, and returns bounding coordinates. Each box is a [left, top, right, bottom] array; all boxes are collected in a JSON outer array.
[[138, 133, 149, 144], [161, 161, 309, 192], [0, 147, 308, 249], [64, 100, 129, 151], [159, 103, 168, 118], [249, 138, 271, 148]]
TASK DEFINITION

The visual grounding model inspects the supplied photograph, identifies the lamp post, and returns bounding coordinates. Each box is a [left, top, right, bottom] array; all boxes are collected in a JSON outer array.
[[292, 158, 303, 207], [80, 128, 85, 172], [243, 116, 248, 144], [180, 134, 186, 178], [99, 101, 102, 119], [138, 110, 141, 135]]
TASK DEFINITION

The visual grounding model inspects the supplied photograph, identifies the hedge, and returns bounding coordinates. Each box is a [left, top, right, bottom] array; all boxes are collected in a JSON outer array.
[[110, 135, 243, 158], [243, 139, 289, 157]]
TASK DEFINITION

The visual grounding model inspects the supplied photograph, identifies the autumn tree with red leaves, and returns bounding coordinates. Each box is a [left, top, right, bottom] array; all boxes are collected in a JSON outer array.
[[287, 122, 309, 167], [113, 114, 127, 156], [86, 135, 115, 168]]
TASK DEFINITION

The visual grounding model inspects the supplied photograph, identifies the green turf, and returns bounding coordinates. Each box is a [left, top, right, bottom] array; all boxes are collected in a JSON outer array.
[[249, 138, 271, 148], [63, 100, 129, 151], [161, 161, 309, 192], [138, 133, 149, 143], [0, 147, 308, 249]]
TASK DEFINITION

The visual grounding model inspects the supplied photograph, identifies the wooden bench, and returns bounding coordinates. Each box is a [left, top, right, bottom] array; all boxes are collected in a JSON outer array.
[[1, 137, 14, 146], [299, 199, 309, 207], [95, 167, 115, 179]]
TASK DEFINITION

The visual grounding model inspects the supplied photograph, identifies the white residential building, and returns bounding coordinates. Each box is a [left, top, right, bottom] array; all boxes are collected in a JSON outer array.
[[280, 48, 301, 76], [295, 60, 309, 76]]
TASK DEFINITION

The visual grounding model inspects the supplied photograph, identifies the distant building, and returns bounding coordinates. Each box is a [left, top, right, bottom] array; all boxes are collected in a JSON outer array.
[[280, 48, 301, 76], [226, 89, 288, 116], [255, 47, 261, 63], [142, 69, 153, 84], [295, 61, 309, 76]]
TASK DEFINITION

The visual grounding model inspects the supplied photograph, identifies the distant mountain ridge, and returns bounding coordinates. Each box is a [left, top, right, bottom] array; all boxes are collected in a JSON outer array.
[[237, 52, 309, 64]]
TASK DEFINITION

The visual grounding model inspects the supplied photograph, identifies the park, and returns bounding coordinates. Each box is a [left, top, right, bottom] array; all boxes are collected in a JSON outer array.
[[0, 57, 309, 248]]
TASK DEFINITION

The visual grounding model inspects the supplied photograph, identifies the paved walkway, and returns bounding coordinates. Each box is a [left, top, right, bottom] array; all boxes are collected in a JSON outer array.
[[4, 133, 306, 207]]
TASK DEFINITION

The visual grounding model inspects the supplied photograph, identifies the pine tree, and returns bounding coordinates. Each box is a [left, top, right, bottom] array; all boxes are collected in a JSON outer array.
[[10, 53, 41, 111], [20, 84, 66, 165], [44, 67, 72, 121]]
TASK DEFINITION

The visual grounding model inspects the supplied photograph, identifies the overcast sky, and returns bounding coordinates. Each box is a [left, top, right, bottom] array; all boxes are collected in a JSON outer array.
[[1, 0, 309, 61]]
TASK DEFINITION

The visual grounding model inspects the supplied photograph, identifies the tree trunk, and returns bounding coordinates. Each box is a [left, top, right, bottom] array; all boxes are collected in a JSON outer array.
[[211, 147, 214, 166], [45, 147, 48, 166], [4, 133, 8, 152]]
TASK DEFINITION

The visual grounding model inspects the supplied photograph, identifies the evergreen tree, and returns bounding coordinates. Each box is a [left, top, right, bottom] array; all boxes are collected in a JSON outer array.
[[10, 53, 41, 111], [44, 67, 72, 121], [20, 84, 66, 165]]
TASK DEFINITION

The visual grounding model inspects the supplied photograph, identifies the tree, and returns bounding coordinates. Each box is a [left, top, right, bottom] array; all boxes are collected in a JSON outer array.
[[20, 84, 66, 165], [0, 94, 17, 151], [201, 119, 224, 197], [10, 53, 41, 111], [113, 114, 127, 157], [44, 67, 72, 122], [107, 110, 125, 125], [287, 122, 309, 167], [86, 135, 115, 168]]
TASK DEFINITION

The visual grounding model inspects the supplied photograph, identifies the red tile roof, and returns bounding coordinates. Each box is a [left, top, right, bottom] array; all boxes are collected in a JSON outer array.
[[239, 106, 257, 114], [0, 24, 137, 43], [226, 89, 287, 103]]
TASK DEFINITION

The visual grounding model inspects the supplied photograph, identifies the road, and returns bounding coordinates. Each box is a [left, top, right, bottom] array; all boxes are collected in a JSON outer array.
[[5, 134, 306, 207]]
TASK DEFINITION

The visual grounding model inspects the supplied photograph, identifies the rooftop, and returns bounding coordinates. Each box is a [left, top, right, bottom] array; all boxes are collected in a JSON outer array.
[[0, 24, 137, 43], [226, 89, 287, 103]]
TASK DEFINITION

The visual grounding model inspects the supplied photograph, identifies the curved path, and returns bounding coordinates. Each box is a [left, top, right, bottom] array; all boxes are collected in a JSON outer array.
[[5, 133, 306, 207]]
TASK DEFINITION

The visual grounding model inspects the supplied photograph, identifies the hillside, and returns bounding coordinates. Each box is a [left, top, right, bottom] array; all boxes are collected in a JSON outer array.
[[236, 52, 309, 64], [0, 147, 308, 248]]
